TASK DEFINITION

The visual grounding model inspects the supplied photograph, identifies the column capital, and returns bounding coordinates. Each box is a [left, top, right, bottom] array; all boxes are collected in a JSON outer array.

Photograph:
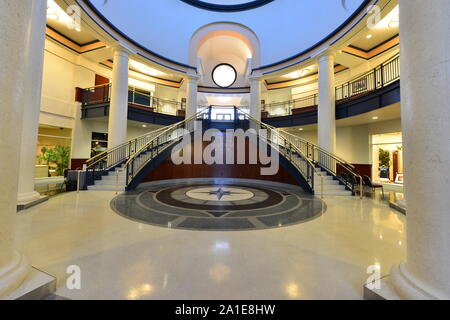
[[314, 48, 336, 62], [249, 70, 262, 82], [186, 73, 200, 82], [109, 43, 135, 57]]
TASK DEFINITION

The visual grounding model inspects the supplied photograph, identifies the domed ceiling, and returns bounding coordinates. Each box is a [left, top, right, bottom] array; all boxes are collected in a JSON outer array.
[[89, 0, 367, 67]]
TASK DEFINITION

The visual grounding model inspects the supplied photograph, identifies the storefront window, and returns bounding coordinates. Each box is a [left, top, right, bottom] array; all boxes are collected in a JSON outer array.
[[36, 125, 72, 177], [371, 132, 403, 184]]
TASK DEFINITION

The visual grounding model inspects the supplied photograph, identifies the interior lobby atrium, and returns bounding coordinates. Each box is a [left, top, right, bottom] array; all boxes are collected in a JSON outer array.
[[0, 0, 449, 302]]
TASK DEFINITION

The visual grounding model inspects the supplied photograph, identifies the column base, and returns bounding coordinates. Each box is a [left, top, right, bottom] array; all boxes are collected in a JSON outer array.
[[4, 267, 56, 300], [389, 199, 407, 215], [365, 264, 449, 300], [17, 191, 48, 212], [364, 276, 401, 300], [0, 252, 30, 298]]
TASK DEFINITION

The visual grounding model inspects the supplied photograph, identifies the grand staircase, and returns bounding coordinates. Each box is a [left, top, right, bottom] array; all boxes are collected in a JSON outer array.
[[81, 107, 361, 197]]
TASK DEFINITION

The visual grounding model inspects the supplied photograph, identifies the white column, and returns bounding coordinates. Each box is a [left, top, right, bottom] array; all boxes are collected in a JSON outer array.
[[0, 0, 33, 298], [17, 0, 48, 205], [317, 52, 336, 154], [388, 0, 450, 300], [186, 75, 199, 118], [108, 46, 130, 148], [249, 77, 262, 122]]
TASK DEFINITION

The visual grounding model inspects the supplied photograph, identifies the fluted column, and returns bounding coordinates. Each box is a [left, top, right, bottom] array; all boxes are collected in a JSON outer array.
[[108, 46, 130, 148], [17, 0, 47, 206], [0, 0, 33, 298], [186, 75, 199, 119], [249, 76, 262, 123], [388, 0, 450, 300], [317, 52, 336, 154]]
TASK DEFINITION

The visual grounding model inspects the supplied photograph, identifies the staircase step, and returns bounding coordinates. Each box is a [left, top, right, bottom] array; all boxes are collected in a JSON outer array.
[[88, 184, 126, 191], [319, 184, 346, 191], [314, 175, 334, 181], [95, 179, 126, 186], [318, 190, 353, 196]]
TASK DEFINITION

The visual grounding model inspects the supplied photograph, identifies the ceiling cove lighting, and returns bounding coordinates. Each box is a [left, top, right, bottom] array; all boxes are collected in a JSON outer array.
[[130, 60, 162, 77], [286, 67, 312, 79], [212, 64, 237, 88]]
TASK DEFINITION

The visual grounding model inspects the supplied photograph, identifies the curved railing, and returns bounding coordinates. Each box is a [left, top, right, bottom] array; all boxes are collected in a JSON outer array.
[[277, 129, 363, 195], [236, 108, 362, 197], [263, 54, 400, 118], [85, 125, 169, 171], [80, 84, 185, 115], [123, 108, 210, 187], [263, 93, 318, 117], [335, 54, 400, 101], [234, 108, 322, 194]]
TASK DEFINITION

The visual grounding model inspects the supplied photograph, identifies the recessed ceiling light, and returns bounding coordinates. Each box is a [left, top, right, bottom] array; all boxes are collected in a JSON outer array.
[[142, 124, 147, 128], [366, 34, 373, 39], [298, 128, 304, 131], [372, 116, 379, 120]]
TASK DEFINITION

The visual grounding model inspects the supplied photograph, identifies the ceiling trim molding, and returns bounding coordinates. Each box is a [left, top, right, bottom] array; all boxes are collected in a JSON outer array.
[[265, 65, 348, 90], [101, 60, 183, 88], [78, 0, 376, 78], [343, 35, 399, 60], [179, 0, 274, 12], [198, 86, 251, 94], [45, 26, 106, 54]]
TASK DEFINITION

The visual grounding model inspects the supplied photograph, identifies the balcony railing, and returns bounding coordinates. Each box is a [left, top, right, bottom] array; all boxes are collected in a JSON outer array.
[[335, 54, 400, 101], [80, 84, 185, 116], [263, 54, 400, 117], [263, 94, 318, 118]]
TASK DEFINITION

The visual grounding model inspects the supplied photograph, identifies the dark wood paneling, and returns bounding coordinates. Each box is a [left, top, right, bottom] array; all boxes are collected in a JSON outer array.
[[142, 135, 298, 185], [75, 87, 83, 102], [337, 163, 372, 179], [71, 158, 88, 170], [143, 161, 298, 185], [95, 74, 109, 86], [292, 106, 317, 115]]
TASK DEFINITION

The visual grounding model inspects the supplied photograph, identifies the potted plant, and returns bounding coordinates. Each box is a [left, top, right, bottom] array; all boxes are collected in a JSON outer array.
[[379, 148, 391, 179]]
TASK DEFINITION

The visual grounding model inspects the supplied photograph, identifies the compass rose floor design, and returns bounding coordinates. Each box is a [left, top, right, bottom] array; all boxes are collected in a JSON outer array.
[[111, 179, 326, 231]]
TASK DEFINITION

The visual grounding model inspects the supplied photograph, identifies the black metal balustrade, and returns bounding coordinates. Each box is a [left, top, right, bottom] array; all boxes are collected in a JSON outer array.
[[263, 54, 400, 117], [336, 55, 400, 101], [80, 84, 184, 115], [263, 93, 318, 118], [236, 107, 363, 196]]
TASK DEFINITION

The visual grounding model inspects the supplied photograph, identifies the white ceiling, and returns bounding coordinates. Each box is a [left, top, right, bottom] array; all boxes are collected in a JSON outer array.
[[89, 0, 367, 66]]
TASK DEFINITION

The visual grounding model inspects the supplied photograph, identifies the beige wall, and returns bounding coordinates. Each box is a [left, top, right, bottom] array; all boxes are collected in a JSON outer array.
[[295, 118, 402, 165]]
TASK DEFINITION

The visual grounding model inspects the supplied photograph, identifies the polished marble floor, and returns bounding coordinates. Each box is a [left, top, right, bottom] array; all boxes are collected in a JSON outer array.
[[112, 180, 325, 231], [15, 181, 406, 300]]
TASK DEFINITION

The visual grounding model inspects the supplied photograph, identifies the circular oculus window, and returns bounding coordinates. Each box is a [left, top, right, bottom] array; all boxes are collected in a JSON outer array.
[[212, 64, 237, 88]]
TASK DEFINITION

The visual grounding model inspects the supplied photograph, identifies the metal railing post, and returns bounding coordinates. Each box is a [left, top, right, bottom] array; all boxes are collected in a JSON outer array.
[[321, 174, 324, 199], [116, 169, 119, 195], [77, 170, 81, 193], [360, 175, 363, 199]]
